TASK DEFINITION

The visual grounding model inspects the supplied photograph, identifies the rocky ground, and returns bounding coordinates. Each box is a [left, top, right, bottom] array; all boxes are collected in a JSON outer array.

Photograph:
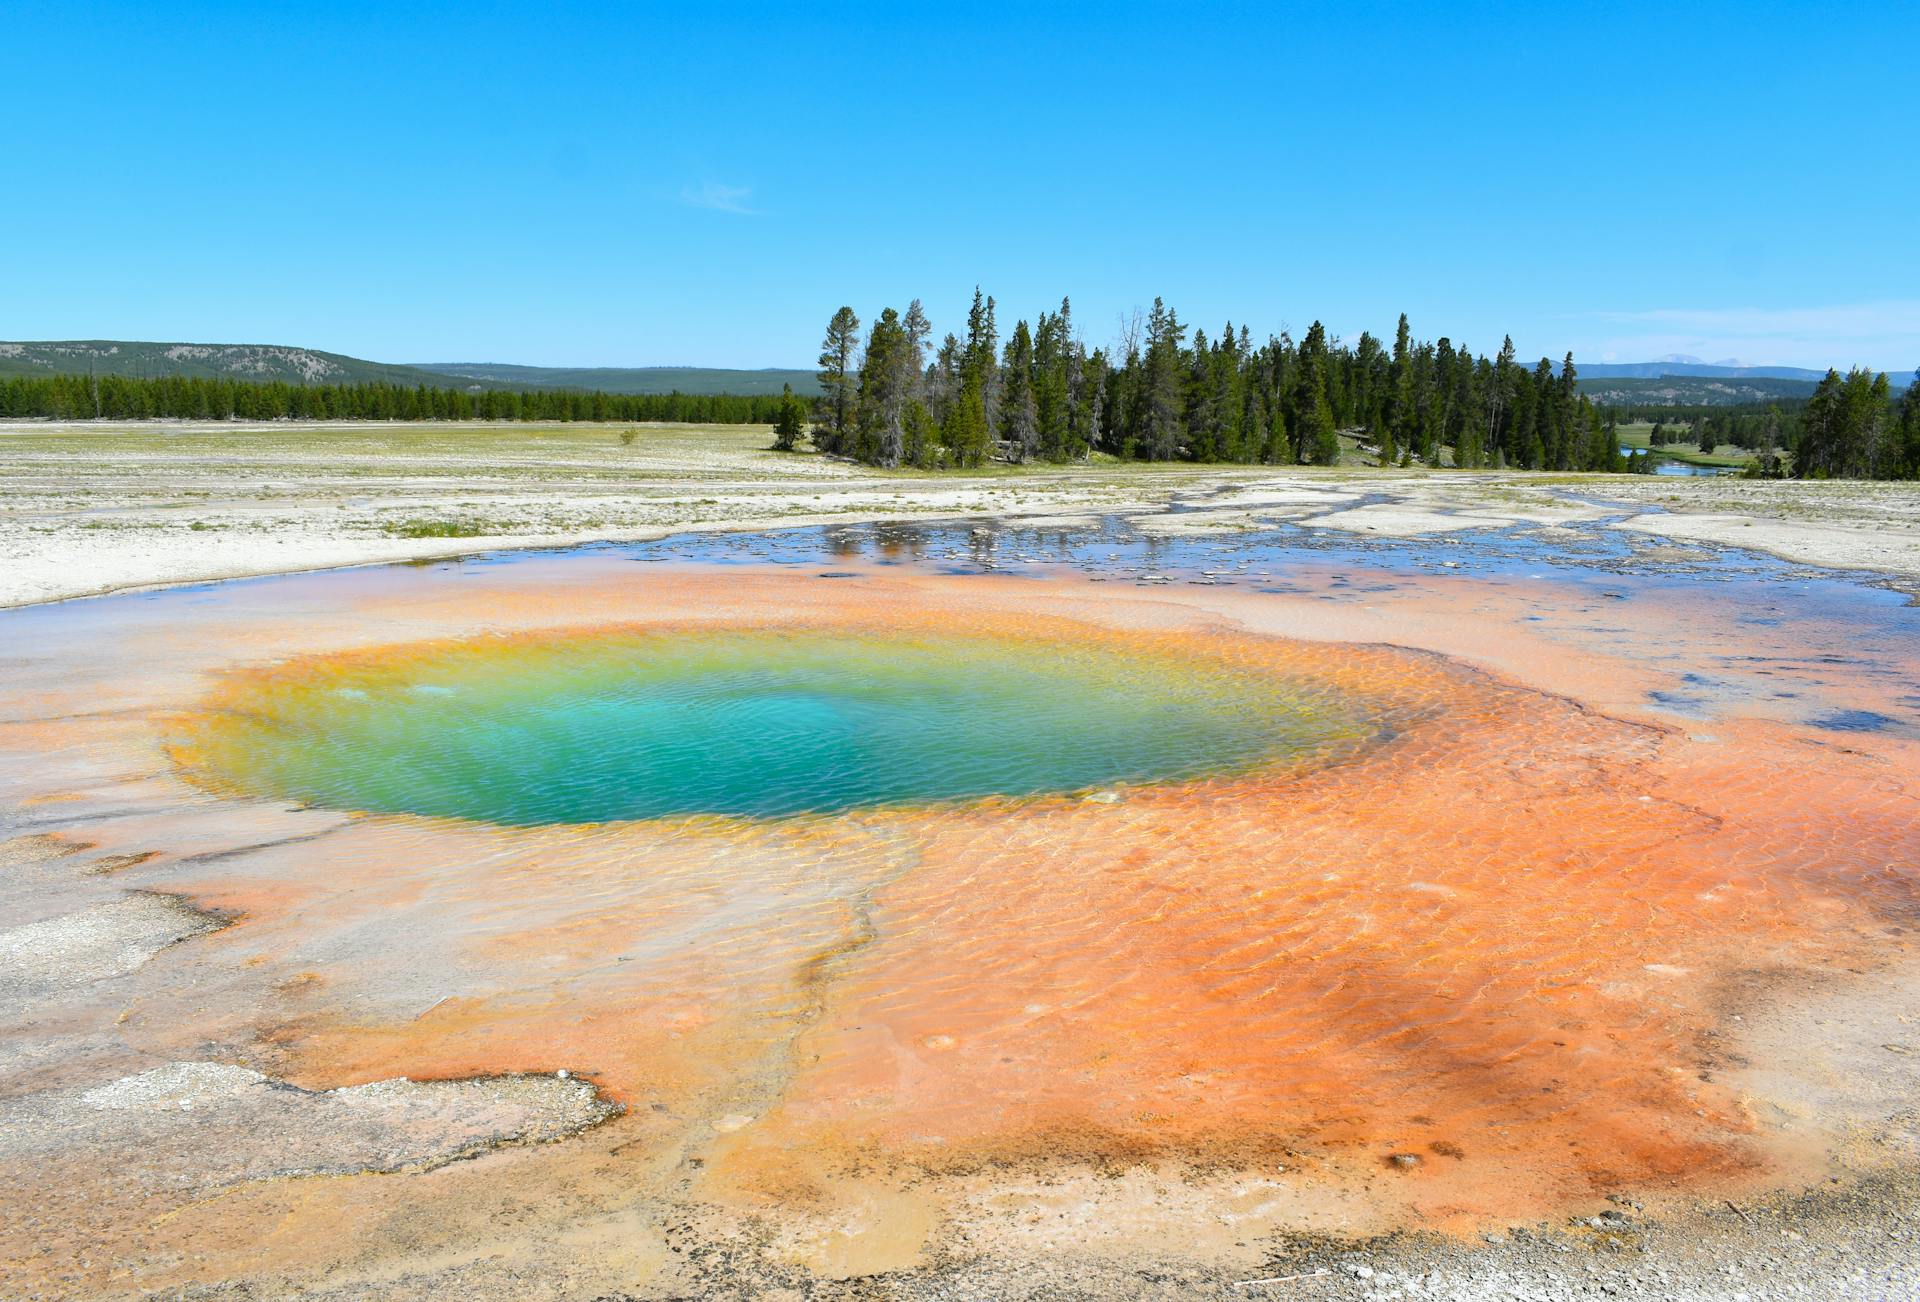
[[159, 1174, 1920, 1301]]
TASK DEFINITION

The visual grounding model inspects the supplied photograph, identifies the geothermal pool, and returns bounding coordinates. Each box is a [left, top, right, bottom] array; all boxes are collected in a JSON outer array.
[[175, 626, 1365, 823], [1, 512, 1916, 1295]]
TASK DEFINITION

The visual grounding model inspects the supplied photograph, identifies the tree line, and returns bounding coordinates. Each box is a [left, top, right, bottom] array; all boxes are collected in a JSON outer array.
[[1792, 368, 1920, 479], [1645, 408, 1790, 455], [0, 373, 787, 423], [810, 292, 1626, 472], [10, 322, 1913, 480]]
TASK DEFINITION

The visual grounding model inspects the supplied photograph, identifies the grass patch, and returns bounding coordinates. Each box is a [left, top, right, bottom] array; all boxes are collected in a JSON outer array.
[[382, 517, 497, 539], [1614, 422, 1757, 468]]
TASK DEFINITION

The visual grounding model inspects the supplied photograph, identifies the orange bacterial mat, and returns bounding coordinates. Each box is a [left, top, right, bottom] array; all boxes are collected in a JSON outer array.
[[1, 558, 1915, 1291]]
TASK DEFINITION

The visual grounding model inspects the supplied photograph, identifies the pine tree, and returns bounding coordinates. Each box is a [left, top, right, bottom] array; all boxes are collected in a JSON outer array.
[[772, 383, 806, 451], [1410, 343, 1438, 463], [1139, 298, 1186, 461], [1230, 324, 1256, 460], [1521, 358, 1552, 468], [902, 300, 932, 383], [1580, 404, 1619, 472], [1488, 335, 1516, 462], [1431, 339, 1453, 448], [1062, 298, 1094, 459], [1353, 332, 1385, 436], [1302, 395, 1339, 465], [1796, 370, 1844, 477], [1388, 312, 1413, 453], [930, 333, 962, 427], [1448, 345, 1476, 466], [963, 289, 1000, 435], [1546, 352, 1573, 468], [999, 320, 1039, 462], [902, 398, 936, 468], [1863, 370, 1893, 476], [1033, 306, 1072, 460], [1292, 321, 1339, 464], [1080, 346, 1108, 456], [854, 308, 909, 467], [1262, 398, 1291, 464], [1184, 327, 1218, 461], [1760, 404, 1782, 453], [1898, 371, 1920, 477], [944, 378, 990, 467], [816, 306, 861, 455]]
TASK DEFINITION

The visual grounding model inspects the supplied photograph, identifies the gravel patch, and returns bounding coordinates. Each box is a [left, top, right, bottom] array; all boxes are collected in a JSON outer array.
[[0, 892, 221, 1005], [0, 1061, 620, 1187]]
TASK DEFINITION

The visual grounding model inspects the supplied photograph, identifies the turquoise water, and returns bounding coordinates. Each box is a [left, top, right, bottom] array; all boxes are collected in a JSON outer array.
[[184, 629, 1347, 824]]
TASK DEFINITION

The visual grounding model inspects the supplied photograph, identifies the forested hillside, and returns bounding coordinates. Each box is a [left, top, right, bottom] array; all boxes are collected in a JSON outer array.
[[0, 341, 820, 397], [0, 341, 464, 388], [1576, 375, 1821, 406]]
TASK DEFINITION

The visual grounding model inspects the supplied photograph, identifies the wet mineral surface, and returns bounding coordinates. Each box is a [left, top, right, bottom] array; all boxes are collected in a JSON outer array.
[[1, 512, 1915, 1299]]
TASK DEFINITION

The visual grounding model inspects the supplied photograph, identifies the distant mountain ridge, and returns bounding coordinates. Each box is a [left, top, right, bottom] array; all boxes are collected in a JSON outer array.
[[0, 340, 822, 397], [415, 362, 820, 396], [1578, 359, 1832, 381], [0, 340, 467, 388]]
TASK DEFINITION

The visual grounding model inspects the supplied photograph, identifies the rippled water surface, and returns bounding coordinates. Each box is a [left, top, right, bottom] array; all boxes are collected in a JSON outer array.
[[176, 628, 1357, 823]]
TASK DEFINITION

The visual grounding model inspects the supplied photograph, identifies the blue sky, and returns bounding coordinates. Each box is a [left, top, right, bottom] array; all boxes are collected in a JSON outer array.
[[4, 1, 1915, 372]]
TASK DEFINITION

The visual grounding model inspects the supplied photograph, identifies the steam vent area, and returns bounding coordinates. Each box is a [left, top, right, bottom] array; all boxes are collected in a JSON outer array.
[[3, 516, 1917, 1298]]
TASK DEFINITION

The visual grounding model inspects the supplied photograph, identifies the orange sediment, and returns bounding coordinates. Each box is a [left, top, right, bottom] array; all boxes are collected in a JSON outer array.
[[5, 560, 1918, 1269]]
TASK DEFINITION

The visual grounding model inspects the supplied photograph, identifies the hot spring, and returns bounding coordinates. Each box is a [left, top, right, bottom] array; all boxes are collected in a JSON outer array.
[[172, 626, 1362, 824]]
